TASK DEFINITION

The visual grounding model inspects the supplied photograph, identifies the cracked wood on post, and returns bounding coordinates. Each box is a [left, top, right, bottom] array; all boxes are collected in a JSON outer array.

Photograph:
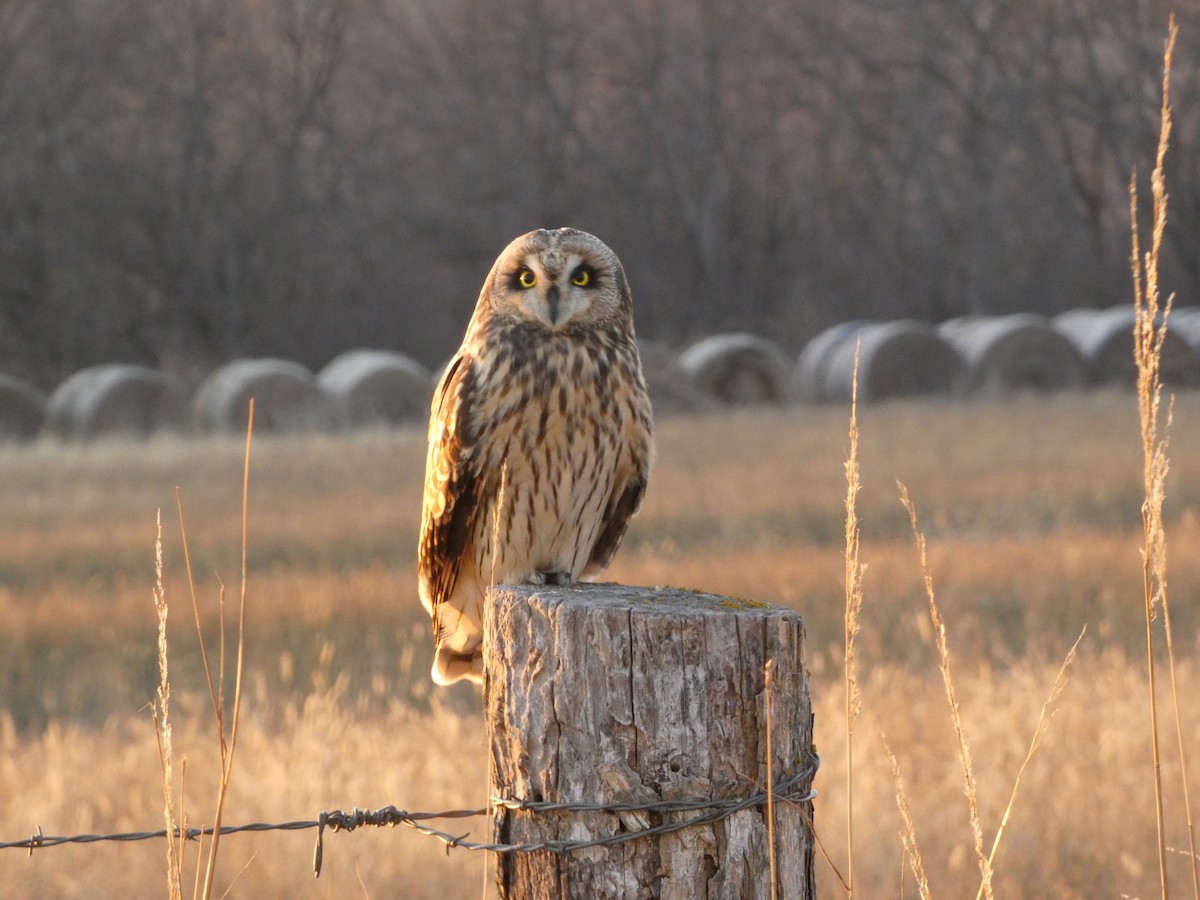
[[485, 583, 816, 900]]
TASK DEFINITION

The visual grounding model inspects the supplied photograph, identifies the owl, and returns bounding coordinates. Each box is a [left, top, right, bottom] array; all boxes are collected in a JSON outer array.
[[418, 228, 654, 685]]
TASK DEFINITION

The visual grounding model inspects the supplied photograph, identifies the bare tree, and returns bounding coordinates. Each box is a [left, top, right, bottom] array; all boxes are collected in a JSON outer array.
[[0, 0, 1193, 385]]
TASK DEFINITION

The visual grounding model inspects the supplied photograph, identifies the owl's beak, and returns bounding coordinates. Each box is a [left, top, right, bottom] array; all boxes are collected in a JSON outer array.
[[546, 284, 561, 324]]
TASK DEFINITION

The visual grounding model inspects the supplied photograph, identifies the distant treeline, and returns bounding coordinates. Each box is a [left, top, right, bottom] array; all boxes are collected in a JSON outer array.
[[0, 0, 1193, 387]]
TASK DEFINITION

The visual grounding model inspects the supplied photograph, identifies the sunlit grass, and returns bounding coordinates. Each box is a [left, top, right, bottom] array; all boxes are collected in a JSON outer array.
[[1, 392, 1200, 894]]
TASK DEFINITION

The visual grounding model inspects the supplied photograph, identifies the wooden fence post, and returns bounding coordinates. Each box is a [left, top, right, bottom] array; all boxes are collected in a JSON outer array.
[[485, 583, 817, 899]]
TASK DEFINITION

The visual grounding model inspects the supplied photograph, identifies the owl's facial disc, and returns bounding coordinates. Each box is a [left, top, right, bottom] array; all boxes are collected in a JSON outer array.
[[509, 253, 596, 329]]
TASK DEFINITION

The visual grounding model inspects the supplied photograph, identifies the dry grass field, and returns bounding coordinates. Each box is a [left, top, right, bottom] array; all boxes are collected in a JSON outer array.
[[3, 390, 1200, 897]]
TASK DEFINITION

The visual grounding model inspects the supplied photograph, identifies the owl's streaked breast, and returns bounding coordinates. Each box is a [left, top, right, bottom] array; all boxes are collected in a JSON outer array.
[[466, 328, 643, 590]]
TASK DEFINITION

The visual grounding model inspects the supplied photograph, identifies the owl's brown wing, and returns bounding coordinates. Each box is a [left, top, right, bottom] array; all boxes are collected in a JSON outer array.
[[584, 457, 650, 578], [418, 354, 481, 618]]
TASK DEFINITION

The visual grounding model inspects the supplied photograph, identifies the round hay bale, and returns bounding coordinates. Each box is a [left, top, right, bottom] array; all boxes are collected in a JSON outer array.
[[318, 350, 433, 429], [1169, 307, 1200, 351], [938, 313, 1088, 394], [792, 321, 867, 402], [934, 315, 984, 341], [635, 340, 713, 415], [0, 374, 46, 441], [822, 320, 966, 403], [46, 364, 182, 439], [1048, 308, 1094, 328], [678, 333, 792, 405], [193, 358, 331, 434], [1053, 306, 1200, 386]]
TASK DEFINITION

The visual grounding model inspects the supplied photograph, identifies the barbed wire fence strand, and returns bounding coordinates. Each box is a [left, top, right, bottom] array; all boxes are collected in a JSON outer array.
[[1, 753, 818, 878]]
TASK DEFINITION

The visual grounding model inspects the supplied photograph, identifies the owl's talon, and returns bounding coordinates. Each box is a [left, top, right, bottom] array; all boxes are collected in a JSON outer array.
[[536, 569, 572, 586]]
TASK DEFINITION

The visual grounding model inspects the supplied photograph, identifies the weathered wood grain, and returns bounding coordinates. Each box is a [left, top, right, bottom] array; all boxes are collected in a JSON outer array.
[[485, 583, 816, 899]]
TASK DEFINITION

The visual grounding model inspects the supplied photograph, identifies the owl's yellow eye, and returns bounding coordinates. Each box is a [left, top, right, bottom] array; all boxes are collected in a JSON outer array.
[[570, 266, 592, 287], [517, 268, 537, 289]]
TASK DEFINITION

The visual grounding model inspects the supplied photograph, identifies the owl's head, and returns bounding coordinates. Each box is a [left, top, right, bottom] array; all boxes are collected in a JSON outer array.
[[480, 228, 632, 332]]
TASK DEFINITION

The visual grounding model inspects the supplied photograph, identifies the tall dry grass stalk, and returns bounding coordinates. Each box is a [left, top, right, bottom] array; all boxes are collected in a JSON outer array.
[[1130, 16, 1198, 899], [152, 508, 185, 900], [764, 658, 779, 900], [842, 343, 864, 898], [159, 399, 256, 899], [882, 735, 930, 900], [975, 625, 1085, 900], [883, 479, 1083, 900], [481, 457, 509, 899], [201, 398, 254, 898], [898, 483, 994, 900]]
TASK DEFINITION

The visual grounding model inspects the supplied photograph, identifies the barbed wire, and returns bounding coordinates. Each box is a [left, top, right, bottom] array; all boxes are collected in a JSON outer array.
[[1, 752, 819, 878]]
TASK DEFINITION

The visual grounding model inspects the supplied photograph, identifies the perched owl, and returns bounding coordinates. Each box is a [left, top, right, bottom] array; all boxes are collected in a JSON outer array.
[[418, 228, 654, 685]]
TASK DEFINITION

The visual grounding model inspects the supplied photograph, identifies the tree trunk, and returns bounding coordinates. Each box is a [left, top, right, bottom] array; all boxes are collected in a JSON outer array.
[[485, 583, 816, 899]]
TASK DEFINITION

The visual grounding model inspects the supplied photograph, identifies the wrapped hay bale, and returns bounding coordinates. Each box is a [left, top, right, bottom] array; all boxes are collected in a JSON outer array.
[[635, 340, 713, 415], [935, 316, 983, 341], [46, 364, 182, 439], [822, 320, 966, 403], [1053, 306, 1200, 386], [678, 333, 792, 405], [792, 321, 867, 402], [193, 358, 331, 434], [318, 349, 433, 429], [938, 313, 1088, 394], [1169, 307, 1200, 351], [0, 374, 46, 441]]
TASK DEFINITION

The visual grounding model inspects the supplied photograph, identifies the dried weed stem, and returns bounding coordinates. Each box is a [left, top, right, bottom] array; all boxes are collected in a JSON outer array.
[[899, 484, 994, 900], [975, 626, 1086, 899], [153, 509, 184, 899], [882, 735, 931, 900], [1130, 15, 1196, 897], [842, 343, 864, 898]]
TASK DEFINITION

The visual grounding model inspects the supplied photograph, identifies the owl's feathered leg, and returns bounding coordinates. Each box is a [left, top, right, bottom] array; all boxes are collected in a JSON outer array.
[[431, 601, 484, 685], [432, 644, 484, 685]]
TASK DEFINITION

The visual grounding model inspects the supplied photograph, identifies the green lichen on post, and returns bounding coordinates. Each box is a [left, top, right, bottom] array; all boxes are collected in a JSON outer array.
[[718, 597, 770, 610]]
